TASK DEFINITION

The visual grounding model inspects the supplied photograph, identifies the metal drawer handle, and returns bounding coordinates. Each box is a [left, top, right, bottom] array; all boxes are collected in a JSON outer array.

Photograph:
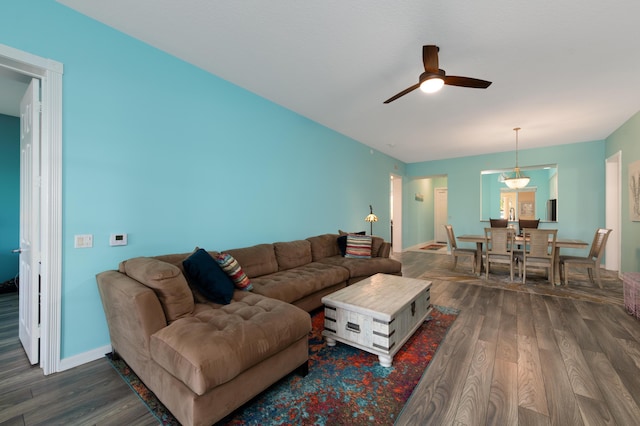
[[346, 322, 361, 333]]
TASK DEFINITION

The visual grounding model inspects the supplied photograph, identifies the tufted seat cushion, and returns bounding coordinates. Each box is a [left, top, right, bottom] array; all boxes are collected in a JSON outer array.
[[250, 262, 349, 304], [149, 292, 310, 396], [318, 255, 402, 278]]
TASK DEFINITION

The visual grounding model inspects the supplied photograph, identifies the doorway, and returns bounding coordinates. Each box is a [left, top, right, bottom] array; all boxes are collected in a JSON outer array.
[[605, 151, 621, 274], [0, 43, 63, 375], [390, 174, 402, 252]]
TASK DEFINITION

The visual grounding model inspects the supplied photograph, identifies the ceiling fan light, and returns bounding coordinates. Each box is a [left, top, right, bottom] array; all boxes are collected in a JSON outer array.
[[420, 77, 444, 93]]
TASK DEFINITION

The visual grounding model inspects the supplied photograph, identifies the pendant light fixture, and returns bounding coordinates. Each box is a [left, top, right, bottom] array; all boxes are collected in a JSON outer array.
[[503, 127, 530, 189]]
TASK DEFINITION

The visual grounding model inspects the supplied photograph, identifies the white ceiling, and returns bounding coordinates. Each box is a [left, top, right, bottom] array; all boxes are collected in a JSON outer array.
[[9, 1, 640, 162]]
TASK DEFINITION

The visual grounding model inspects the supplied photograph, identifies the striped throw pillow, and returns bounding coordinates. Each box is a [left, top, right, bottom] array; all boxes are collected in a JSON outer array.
[[215, 253, 253, 291], [345, 235, 372, 259]]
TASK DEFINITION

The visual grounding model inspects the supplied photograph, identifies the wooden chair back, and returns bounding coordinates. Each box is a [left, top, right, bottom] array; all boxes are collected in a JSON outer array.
[[445, 225, 458, 250], [518, 219, 540, 235], [489, 218, 508, 228], [521, 228, 557, 284], [484, 227, 516, 281], [589, 228, 612, 261], [484, 227, 514, 255], [523, 228, 557, 260]]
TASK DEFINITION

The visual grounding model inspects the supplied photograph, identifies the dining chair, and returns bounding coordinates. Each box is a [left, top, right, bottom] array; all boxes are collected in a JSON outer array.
[[559, 228, 612, 288], [484, 227, 517, 281], [489, 218, 508, 228], [518, 218, 540, 236], [445, 225, 478, 274], [521, 228, 557, 285]]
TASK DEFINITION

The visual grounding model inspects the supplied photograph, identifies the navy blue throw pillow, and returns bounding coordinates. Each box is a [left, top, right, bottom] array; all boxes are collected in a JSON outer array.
[[183, 249, 234, 304]]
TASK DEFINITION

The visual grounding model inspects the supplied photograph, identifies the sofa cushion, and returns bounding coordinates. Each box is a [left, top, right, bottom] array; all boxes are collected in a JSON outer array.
[[119, 257, 194, 322], [273, 240, 313, 271], [250, 262, 349, 304], [345, 234, 372, 259], [149, 293, 311, 396], [153, 251, 202, 271], [182, 249, 235, 305], [371, 236, 385, 257], [215, 253, 253, 291], [306, 234, 341, 261], [224, 244, 278, 278]]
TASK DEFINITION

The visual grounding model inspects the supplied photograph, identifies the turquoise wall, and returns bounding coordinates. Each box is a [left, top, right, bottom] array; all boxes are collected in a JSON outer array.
[[606, 110, 640, 273], [0, 1, 405, 359], [0, 114, 19, 282], [406, 140, 606, 255]]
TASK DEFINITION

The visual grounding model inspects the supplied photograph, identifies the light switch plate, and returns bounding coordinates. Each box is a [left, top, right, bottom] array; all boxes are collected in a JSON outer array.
[[74, 234, 93, 248]]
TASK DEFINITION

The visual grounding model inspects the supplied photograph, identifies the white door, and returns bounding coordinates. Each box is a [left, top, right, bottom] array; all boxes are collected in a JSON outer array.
[[434, 188, 448, 243], [18, 78, 41, 365]]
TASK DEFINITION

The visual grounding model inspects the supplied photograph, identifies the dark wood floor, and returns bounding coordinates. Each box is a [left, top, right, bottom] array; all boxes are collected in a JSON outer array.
[[0, 291, 158, 425], [0, 251, 638, 425]]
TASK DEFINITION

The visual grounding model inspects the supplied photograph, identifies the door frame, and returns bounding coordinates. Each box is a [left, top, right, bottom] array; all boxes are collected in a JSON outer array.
[[605, 151, 621, 274], [391, 174, 402, 252], [0, 43, 63, 375]]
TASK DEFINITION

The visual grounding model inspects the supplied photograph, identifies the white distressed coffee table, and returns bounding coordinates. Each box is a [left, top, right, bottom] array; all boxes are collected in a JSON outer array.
[[321, 273, 432, 367]]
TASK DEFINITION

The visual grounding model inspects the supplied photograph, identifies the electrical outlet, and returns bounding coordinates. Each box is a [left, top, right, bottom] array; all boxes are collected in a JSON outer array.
[[74, 234, 93, 248]]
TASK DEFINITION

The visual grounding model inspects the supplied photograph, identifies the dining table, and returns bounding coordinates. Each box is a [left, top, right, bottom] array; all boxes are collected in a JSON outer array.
[[457, 233, 588, 285]]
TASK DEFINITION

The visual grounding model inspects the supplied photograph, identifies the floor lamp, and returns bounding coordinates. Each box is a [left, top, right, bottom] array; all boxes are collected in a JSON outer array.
[[365, 205, 378, 235]]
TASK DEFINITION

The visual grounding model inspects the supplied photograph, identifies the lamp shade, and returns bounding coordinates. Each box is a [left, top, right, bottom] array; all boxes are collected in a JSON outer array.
[[365, 213, 378, 223]]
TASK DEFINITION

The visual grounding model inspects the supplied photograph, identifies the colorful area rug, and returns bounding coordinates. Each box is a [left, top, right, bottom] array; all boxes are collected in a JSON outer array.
[[107, 305, 458, 425]]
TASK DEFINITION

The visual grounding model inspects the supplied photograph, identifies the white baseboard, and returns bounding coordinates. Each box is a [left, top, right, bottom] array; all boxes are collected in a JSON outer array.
[[58, 344, 112, 372]]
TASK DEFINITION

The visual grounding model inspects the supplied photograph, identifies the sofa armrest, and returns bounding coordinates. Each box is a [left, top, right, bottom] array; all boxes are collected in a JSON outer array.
[[96, 270, 167, 360]]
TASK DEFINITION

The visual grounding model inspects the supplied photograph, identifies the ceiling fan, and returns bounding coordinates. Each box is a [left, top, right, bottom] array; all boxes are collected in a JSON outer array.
[[383, 45, 492, 104]]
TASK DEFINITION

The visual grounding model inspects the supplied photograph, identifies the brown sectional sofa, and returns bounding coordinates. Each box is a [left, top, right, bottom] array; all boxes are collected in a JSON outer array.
[[96, 233, 401, 426]]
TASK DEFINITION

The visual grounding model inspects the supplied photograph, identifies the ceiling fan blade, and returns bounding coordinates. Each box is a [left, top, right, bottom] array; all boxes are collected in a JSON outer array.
[[444, 76, 492, 89], [383, 83, 420, 104], [422, 45, 439, 73]]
